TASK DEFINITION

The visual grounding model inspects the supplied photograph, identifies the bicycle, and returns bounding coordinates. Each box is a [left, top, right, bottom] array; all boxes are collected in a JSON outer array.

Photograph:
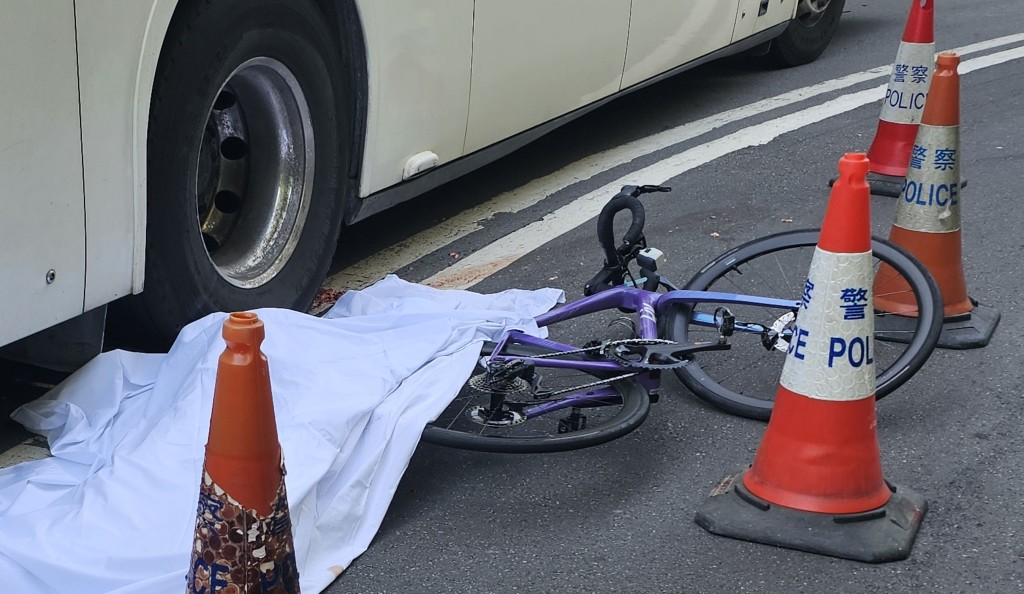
[[420, 185, 943, 453]]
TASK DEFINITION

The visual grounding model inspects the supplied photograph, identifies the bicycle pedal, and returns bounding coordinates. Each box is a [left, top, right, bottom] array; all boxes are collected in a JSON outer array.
[[714, 307, 735, 338]]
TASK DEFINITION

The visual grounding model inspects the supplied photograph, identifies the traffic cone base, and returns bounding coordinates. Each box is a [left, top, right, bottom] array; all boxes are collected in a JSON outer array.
[[865, 171, 911, 198], [696, 471, 927, 564], [934, 300, 1001, 350], [873, 303, 1000, 350], [827, 172, 969, 199]]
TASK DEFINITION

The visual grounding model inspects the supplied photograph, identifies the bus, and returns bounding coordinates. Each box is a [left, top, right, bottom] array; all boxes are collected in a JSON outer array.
[[0, 0, 843, 365]]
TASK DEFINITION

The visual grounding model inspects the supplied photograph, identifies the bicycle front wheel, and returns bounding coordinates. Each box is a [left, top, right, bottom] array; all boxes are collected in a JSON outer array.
[[664, 229, 942, 421], [421, 342, 650, 453]]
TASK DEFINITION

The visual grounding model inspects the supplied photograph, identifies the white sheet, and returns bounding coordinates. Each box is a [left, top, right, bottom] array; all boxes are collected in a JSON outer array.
[[0, 276, 563, 593]]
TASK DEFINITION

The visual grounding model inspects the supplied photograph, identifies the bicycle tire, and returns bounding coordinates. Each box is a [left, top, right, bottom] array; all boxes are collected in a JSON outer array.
[[421, 342, 650, 453], [664, 229, 942, 421]]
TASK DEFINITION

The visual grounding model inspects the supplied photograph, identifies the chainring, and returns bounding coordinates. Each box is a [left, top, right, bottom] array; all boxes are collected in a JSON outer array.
[[603, 338, 692, 370]]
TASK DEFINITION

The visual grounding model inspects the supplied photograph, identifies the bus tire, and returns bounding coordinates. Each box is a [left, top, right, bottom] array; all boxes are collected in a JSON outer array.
[[768, 0, 845, 67], [129, 0, 353, 347]]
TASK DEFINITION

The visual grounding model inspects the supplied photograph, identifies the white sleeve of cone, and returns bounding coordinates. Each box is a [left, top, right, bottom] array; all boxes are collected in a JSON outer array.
[[895, 124, 962, 233], [878, 42, 935, 125], [779, 248, 876, 402]]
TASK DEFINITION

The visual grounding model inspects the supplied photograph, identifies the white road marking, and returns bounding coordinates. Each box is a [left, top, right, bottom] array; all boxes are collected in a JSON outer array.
[[324, 34, 1024, 293], [423, 85, 888, 289], [424, 45, 1024, 290]]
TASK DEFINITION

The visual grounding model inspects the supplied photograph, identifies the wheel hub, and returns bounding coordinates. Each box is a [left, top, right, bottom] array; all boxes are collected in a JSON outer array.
[[468, 406, 526, 427], [195, 57, 315, 288], [795, 0, 830, 24], [764, 311, 797, 352]]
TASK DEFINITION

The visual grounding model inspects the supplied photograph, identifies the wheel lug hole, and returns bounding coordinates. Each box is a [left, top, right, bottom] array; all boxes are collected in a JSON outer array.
[[215, 190, 243, 214], [220, 137, 248, 160], [202, 233, 220, 254], [213, 91, 237, 110]]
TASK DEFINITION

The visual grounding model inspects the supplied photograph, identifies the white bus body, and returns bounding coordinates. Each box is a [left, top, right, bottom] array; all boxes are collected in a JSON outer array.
[[1, 0, 842, 352]]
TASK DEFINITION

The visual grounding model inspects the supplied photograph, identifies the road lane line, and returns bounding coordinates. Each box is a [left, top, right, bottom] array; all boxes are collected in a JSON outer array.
[[423, 45, 1024, 290], [324, 34, 1024, 293]]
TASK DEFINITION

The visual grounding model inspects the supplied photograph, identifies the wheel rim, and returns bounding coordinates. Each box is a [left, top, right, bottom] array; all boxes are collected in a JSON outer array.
[[795, 0, 831, 26], [672, 233, 938, 416], [195, 57, 315, 289]]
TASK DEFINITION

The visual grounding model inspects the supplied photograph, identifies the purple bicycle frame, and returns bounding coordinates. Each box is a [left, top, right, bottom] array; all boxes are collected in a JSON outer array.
[[487, 285, 798, 418]]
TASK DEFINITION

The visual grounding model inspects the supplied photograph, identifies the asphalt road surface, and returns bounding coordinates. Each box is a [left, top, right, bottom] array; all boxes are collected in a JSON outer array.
[[3, 1, 1023, 593], [325, 3, 1024, 593]]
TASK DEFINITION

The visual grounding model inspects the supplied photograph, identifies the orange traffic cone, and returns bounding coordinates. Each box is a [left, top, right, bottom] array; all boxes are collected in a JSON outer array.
[[862, 0, 935, 197], [187, 313, 300, 593], [874, 52, 1000, 349], [696, 154, 926, 563]]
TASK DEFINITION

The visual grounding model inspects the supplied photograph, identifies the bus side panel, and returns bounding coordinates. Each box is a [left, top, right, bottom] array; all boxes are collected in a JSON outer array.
[[733, 0, 797, 42], [464, 1, 630, 155], [622, 1, 742, 89], [77, 0, 178, 305], [0, 1, 87, 346], [353, 0, 474, 197]]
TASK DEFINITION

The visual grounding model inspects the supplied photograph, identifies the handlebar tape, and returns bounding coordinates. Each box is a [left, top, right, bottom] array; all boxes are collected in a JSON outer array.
[[596, 193, 645, 266]]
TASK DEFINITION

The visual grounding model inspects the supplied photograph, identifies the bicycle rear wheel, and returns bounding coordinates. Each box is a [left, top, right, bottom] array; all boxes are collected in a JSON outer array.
[[664, 229, 942, 421], [421, 342, 650, 453]]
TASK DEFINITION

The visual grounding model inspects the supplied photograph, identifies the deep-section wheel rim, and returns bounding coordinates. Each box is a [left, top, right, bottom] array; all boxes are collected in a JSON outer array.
[[195, 57, 315, 289], [668, 231, 941, 420]]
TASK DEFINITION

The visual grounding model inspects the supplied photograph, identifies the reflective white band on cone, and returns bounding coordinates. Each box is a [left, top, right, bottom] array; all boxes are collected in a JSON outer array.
[[780, 248, 875, 402], [895, 124, 962, 233], [878, 42, 935, 125]]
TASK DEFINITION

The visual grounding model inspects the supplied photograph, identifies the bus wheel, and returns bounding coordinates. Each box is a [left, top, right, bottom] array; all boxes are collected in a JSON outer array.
[[768, 0, 845, 67], [133, 0, 351, 347]]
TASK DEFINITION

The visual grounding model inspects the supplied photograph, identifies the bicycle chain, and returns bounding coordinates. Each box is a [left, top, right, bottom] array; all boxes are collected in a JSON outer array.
[[480, 339, 663, 398], [525, 338, 674, 360], [469, 368, 639, 399], [515, 338, 685, 371], [540, 371, 641, 397]]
